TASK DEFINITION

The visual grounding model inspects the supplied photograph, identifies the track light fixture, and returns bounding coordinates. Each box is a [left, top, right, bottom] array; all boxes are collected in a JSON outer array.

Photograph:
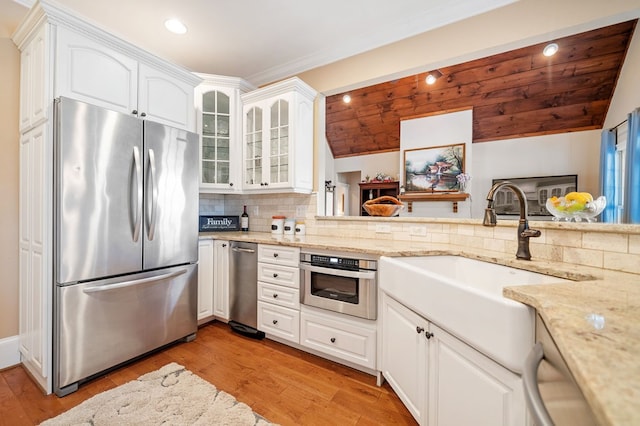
[[426, 70, 443, 85]]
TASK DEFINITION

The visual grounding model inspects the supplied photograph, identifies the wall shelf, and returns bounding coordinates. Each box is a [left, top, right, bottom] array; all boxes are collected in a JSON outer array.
[[399, 192, 469, 213]]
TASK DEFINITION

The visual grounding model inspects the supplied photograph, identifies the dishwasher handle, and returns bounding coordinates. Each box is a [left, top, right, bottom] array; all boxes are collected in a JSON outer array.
[[523, 342, 554, 426], [232, 247, 256, 254]]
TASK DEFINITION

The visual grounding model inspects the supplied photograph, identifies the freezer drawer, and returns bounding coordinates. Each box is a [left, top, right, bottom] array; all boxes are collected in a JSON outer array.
[[55, 264, 197, 395]]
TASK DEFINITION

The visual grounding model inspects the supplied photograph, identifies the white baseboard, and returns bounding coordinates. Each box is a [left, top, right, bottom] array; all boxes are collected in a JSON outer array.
[[0, 335, 20, 369]]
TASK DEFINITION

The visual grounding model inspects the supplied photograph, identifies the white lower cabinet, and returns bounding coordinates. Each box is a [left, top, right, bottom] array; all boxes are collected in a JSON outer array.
[[197, 238, 214, 323], [213, 240, 230, 320], [300, 305, 376, 370], [257, 302, 300, 343], [428, 322, 526, 426], [381, 292, 526, 426], [258, 281, 299, 310], [256, 244, 300, 343], [381, 293, 429, 423], [18, 124, 53, 392]]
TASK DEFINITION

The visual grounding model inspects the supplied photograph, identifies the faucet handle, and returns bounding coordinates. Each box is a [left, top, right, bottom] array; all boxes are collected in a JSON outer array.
[[521, 228, 541, 238]]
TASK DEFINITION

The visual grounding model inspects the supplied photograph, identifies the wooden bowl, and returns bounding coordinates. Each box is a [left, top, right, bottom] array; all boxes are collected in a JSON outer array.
[[363, 196, 405, 216]]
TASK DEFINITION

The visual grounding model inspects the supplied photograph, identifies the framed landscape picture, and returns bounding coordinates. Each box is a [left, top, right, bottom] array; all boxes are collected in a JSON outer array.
[[404, 143, 465, 192]]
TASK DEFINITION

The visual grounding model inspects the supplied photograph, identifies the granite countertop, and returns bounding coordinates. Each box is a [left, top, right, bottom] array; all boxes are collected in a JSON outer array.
[[200, 231, 639, 425], [504, 278, 640, 426]]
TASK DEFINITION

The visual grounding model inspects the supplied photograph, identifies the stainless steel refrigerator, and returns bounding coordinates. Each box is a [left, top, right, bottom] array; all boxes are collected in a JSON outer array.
[[53, 97, 199, 396]]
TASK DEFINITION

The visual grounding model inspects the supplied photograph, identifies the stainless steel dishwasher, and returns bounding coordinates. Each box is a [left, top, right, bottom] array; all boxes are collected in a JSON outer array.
[[228, 241, 264, 338], [523, 315, 597, 425]]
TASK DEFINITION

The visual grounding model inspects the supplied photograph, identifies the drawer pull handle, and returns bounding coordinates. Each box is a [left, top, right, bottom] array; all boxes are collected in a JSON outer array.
[[273, 294, 278, 298], [273, 273, 278, 278], [272, 320, 278, 325], [330, 337, 336, 343]]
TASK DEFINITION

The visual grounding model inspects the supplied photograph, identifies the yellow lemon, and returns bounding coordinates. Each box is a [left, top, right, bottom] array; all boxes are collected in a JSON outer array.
[[580, 192, 594, 203], [565, 192, 591, 205]]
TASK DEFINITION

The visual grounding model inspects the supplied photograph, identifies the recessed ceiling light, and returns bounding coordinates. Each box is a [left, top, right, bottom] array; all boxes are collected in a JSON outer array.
[[425, 70, 443, 85], [543, 42, 559, 57], [343, 94, 351, 104], [164, 18, 187, 35]]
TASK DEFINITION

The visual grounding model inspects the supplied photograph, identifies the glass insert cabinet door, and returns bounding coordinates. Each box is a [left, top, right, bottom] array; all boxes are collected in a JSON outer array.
[[244, 105, 263, 186], [201, 90, 231, 185], [270, 99, 289, 184]]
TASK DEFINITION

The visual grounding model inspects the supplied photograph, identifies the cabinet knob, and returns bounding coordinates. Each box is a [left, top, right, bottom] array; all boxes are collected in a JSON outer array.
[[273, 273, 278, 278], [416, 326, 425, 334], [330, 337, 336, 343], [260, 182, 265, 186], [272, 319, 278, 325], [222, 243, 227, 247], [229, 182, 234, 187], [131, 109, 138, 115], [140, 112, 147, 117], [273, 293, 278, 298], [425, 332, 434, 339], [273, 253, 279, 258]]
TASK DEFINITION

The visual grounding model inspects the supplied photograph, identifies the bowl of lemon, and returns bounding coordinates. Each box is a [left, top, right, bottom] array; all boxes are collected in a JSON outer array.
[[545, 192, 606, 222]]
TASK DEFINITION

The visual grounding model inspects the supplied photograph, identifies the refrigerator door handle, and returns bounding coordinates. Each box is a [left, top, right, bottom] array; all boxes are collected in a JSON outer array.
[[132, 146, 143, 242], [147, 148, 158, 241], [82, 268, 188, 294]]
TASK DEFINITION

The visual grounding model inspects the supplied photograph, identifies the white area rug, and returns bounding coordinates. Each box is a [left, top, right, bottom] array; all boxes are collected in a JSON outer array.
[[41, 362, 275, 425]]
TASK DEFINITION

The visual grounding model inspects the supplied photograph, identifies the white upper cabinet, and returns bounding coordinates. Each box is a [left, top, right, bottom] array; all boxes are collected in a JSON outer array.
[[55, 26, 138, 116], [195, 74, 254, 192], [19, 23, 50, 132], [55, 26, 198, 131], [138, 63, 195, 130], [13, 2, 200, 133], [241, 77, 316, 193]]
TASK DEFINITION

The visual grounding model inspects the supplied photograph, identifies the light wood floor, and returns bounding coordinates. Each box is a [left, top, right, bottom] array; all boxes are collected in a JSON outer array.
[[0, 321, 417, 425]]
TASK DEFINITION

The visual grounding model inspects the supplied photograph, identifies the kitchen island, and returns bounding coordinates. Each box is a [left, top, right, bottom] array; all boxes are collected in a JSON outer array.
[[200, 230, 640, 425]]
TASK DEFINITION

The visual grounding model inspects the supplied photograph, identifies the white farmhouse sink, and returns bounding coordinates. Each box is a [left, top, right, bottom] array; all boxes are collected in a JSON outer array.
[[379, 255, 569, 373]]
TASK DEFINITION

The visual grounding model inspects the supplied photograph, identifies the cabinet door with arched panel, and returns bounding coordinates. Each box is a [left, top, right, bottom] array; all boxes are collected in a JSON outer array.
[[241, 77, 316, 194], [243, 104, 264, 190], [195, 74, 253, 193]]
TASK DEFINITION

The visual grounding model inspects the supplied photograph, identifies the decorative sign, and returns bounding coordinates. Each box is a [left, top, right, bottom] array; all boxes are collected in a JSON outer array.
[[199, 215, 240, 232]]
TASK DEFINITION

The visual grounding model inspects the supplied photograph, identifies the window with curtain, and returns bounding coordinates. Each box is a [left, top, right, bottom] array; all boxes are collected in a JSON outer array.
[[600, 108, 640, 223], [615, 123, 627, 221]]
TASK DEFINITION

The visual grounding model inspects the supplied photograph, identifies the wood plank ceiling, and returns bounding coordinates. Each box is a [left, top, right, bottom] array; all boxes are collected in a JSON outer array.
[[325, 20, 637, 158]]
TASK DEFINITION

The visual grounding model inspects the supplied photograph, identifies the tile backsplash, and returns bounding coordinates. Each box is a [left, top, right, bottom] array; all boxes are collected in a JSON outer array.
[[199, 193, 317, 232], [199, 192, 640, 275]]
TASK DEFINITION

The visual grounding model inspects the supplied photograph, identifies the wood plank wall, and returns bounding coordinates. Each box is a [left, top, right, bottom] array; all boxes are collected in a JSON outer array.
[[325, 20, 637, 158]]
